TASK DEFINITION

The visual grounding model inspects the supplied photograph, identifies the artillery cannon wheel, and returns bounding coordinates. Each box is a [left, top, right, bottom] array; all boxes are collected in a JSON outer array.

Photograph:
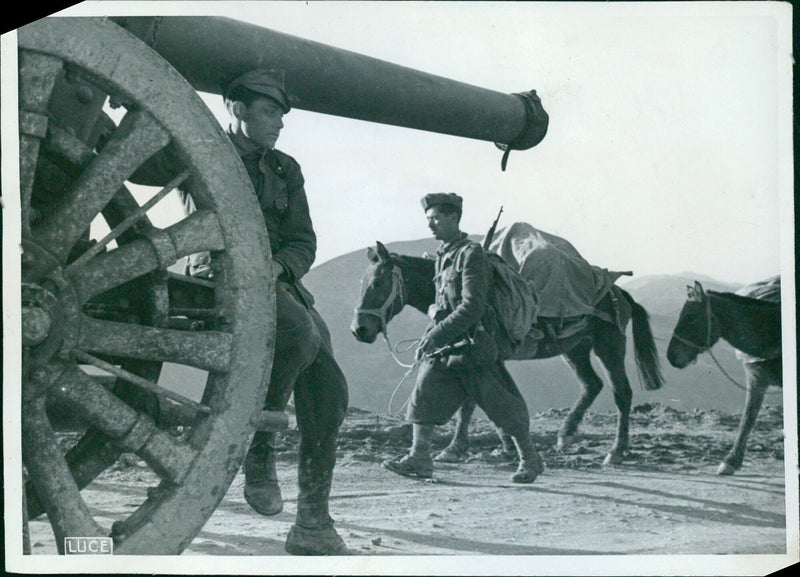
[[18, 17, 274, 554]]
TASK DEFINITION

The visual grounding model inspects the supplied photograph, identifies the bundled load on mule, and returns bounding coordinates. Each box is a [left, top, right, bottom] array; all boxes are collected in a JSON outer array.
[[733, 275, 781, 363], [481, 217, 632, 359]]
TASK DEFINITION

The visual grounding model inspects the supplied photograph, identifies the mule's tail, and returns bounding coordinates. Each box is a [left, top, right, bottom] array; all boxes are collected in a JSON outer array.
[[620, 288, 665, 391]]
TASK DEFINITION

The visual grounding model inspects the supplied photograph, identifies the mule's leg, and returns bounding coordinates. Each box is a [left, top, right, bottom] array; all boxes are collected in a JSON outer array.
[[718, 362, 771, 475], [594, 330, 633, 465], [434, 399, 476, 462], [492, 429, 517, 460], [557, 341, 603, 451]]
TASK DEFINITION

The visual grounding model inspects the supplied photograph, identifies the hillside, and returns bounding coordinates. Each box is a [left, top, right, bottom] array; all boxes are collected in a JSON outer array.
[[304, 239, 781, 416]]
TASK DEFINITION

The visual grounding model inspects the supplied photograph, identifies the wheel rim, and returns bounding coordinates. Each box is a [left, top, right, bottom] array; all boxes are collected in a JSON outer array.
[[18, 17, 275, 554]]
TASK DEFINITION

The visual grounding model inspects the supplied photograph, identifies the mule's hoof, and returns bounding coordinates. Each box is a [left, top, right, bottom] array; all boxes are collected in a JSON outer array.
[[556, 436, 575, 452], [434, 446, 466, 463], [717, 462, 736, 476], [510, 469, 539, 484], [511, 452, 545, 483], [603, 452, 623, 466]]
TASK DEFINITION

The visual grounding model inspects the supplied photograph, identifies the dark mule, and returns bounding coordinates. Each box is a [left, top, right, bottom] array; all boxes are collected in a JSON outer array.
[[351, 242, 664, 465], [667, 280, 782, 475]]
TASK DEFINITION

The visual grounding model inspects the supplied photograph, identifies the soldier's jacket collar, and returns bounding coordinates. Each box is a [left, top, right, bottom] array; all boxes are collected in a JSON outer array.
[[227, 128, 286, 178], [227, 127, 263, 157], [436, 232, 470, 257]]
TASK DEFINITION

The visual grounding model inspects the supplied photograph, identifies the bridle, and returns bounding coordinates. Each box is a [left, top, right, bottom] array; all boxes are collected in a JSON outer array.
[[671, 294, 716, 353], [354, 264, 405, 335], [671, 293, 752, 391], [355, 263, 419, 371]]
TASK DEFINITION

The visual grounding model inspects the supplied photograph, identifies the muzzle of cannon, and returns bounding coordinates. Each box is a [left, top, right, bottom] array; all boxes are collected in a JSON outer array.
[[16, 15, 547, 556], [113, 16, 548, 153]]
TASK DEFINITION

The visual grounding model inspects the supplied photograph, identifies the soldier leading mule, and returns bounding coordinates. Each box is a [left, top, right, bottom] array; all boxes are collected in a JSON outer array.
[[351, 241, 664, 466]]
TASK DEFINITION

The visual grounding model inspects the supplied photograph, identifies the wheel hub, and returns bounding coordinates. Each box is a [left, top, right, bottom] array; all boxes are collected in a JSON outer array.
[[21, 240, 80, 364], [22, 299, 53, 347]]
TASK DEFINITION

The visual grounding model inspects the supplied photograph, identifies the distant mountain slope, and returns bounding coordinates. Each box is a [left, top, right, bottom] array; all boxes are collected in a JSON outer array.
[[304, 241, 781, 416], [618, 273, 741, 317]]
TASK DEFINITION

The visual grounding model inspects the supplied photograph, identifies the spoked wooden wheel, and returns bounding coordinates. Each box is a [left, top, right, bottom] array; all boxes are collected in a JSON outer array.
[[18, 17, 275, 554]]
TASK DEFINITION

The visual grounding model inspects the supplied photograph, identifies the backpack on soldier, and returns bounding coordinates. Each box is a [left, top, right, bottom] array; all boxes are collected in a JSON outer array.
[[481, 207, 539, 356], [486, 252, 539, 352]]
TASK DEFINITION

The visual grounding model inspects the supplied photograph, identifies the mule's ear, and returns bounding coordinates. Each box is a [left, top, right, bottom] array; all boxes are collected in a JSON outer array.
[[688, 281, 705, 301], [376, 241, 391, 261], [367, 246, 378, 262]]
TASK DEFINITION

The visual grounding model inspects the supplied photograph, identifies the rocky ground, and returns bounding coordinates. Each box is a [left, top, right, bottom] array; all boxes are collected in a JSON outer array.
[[26, 403, 794, 573]]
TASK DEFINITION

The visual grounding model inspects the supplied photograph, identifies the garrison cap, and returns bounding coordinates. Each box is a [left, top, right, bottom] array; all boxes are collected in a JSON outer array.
[[224, 68, 291, 113], [421, 192, 463, 212]]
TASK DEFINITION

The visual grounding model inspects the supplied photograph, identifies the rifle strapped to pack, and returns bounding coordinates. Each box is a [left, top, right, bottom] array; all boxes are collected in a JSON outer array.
[[483, 208, 539, 357]]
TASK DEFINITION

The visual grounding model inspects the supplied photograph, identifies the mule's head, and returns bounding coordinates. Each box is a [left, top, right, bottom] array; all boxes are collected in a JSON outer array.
[[667, 281, 720, 368], [351, 241, 404, 343]]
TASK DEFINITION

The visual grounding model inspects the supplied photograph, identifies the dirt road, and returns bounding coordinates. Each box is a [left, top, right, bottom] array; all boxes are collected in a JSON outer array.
[[26, 404, 793, 565]]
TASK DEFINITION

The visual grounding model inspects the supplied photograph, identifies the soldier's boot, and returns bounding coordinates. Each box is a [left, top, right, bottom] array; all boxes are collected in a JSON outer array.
[[285, 431, 348, 556], [243, 431, 283, 516], [510, 434, 545, 484], [285, 498, 349, 556], [382, 424, 434, 479]]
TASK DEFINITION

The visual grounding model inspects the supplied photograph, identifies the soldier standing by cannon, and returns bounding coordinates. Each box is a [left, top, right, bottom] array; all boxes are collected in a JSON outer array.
[[219, 69, 350, 556], [134, 68, 351, 555]]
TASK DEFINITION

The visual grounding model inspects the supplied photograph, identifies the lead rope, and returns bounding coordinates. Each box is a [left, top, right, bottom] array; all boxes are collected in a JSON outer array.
[[707, 349, 747, 391], [382, 332, 423, 414], [387, 358, 424, 415], [381, 331, 418, 369], [701, 295, 781, 394]]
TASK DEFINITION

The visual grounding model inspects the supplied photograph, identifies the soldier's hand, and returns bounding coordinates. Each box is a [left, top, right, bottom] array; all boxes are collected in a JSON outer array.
[[415, 338, 435, 361]]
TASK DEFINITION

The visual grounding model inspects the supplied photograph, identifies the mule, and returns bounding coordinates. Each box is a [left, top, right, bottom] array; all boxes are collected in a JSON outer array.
[[667, 280, 782, 475], [351, 242, 664, 465]]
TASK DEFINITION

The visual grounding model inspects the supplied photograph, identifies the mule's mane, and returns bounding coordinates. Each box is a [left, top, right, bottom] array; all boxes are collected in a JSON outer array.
[[389, 252, 434, 274], [385, 251, 435, 312], [707, 290, 781, 310]]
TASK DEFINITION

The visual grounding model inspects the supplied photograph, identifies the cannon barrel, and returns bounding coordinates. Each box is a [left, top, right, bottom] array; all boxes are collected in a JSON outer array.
[[113, 16, 547, 149]]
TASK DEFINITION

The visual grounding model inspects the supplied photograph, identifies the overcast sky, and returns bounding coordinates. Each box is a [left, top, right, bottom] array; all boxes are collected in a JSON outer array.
[[60, 1, 792, 285]]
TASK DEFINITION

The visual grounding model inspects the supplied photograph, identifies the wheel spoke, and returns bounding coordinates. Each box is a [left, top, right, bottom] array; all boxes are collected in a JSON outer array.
[[18, 51, 63, 234], [20, 136, 45, 235], [18, 50, 63, 112], [42, 124, 162, 247], [68, 170, 191, 270], [32, 109, 170, 262], [42, 123, 95, 173], [50, 362, 199, 483], [49, 362, 140, 437], [22, 397, 105, 552], [68, 209, 225, 303], [74, 350, 212, 414], [26, 428, 122, 521], [77, 316, 233, 373]]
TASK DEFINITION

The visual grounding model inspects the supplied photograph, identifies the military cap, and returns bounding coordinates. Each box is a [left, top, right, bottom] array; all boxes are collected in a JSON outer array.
[[224, 68, 291, 113], [420, 192, 463, 212]]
